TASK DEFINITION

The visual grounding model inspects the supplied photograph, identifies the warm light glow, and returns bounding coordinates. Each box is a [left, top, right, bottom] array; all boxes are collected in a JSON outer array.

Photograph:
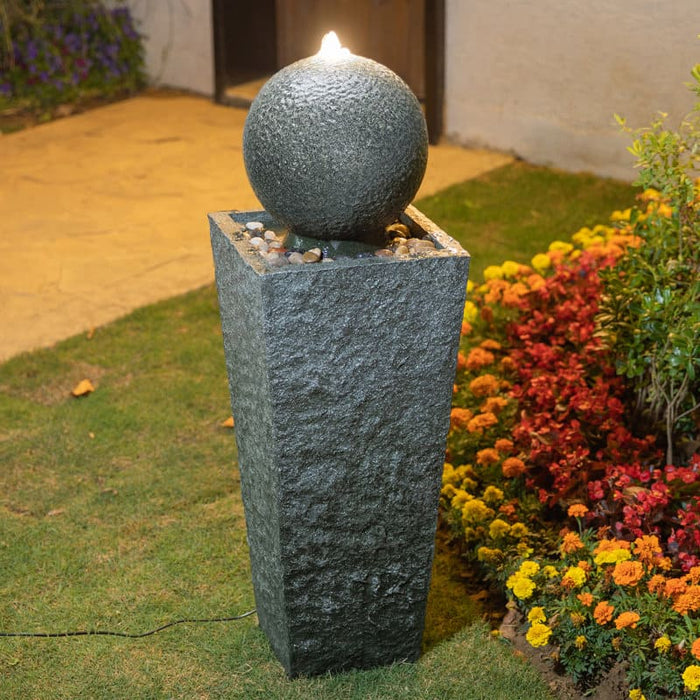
[[318, 31, 350, 59]]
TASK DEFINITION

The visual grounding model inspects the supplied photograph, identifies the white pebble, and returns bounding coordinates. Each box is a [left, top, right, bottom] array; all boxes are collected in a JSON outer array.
[[302, 248, 322, 263], [250, 238, 269, 253], [264, 230, 277, 241], [288, 252, 305, 265], [246, 221, 264, 231]]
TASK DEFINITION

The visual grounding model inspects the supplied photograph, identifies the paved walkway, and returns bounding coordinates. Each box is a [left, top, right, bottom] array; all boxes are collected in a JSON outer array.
[[0, 92, 512, 362]]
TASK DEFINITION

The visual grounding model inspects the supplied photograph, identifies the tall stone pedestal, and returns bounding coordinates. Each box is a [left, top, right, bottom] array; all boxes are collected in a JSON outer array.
[[209, 206, 469, 677]]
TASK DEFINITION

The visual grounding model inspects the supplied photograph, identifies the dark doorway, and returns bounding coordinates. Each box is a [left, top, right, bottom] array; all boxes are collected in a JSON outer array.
[[212, 0, 444, 144]]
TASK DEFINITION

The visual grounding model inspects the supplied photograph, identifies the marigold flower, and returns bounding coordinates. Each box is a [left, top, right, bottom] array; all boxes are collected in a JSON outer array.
[[462, 498, 494, 525], [502, 282, 529, 307], [465, 347, 495, 370], [570, 612, 585, 627], [633, 534, 662, 567], [672, 586, 700, 615], [611, 208, 632, 221], [526, 273, 546, 291], [463, 300, 478, 323], [647, 574, 666, 595], [683, 665, 700, 692], [526, 622, 552, 648], [560, 532, 585, 555], [542, 565, 558, 579], [483, 485, 503, 504], [489, 518, 511, 539], [562, 566, 587, 589], [511, 523, 530, 539], [450, 489, 473, 509], [507, 574, 536, 600], [567, 504, 589, 518], [575, 635, 587, 650], [593, 600, 615, 625], [467, 412, 499, 434], [519, 561, 540, 577], [480, 339, 502, 351], [687, 567, 700, 585], [614, 611, 640, 630], [692, 638, 700, 661], [449, 407, 473, 430], [500, 356, 516, 372], [501, 260, 521, 278], [654, 636, 671, 653], [612, 560, 644, 587], [577, 561, 592, 573], [664, 577, 688, 598], [460, 321, 472, 336], [481, 396, 509, 414], [494, 438, 514, 453], [476, 448, 500, 466], [527, 606, 546, 624], [477, 546, 503, 564], [483, 265, 504, 281], [502, 457, 527, 478], [531, 252, 552, 272], [594, 540, 631, 566], [629, 689, 646, 700], [468, 374, 500, 397], [577, 592, 594, 607]]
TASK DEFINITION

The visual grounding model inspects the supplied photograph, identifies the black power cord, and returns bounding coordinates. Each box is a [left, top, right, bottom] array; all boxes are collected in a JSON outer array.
[[0, 609, 256, 639]]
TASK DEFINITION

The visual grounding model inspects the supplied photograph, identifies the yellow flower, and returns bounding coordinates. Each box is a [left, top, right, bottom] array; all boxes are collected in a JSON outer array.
[[510, 523, 530, 539], [683, 665, 700, 692], [594, 548, 631, 566], [463, 300, 478, 323], [477, 546, 504, 564], [542, 565, 559, 579], [527, 606, 546, 624], [501, 260, 521, 278], [570, 612, 585, 627], [657, 202, 673, 218], [531, 253, 551, 272], [466, 280, 475, 293], [611, 208, 632, 221], [629, 689, 646, 700], [525, 622, 552, 648], [582, 235, 605, 248], [575, 635, 587, 650], [483, 265, 504, 281], [483, 485, 504, 505], [489, 518, 511, 539], [548, 240, 574, 254], [562, 566, 587, 588], [654, 635, 671, 653], [506, 574, 536, 600], [461, 498, 494, 524], [519, 561, 540, 577]]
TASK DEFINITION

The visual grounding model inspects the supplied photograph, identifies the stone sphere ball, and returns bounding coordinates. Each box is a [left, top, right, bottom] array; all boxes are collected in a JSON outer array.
[[243, 54, 428, 241]]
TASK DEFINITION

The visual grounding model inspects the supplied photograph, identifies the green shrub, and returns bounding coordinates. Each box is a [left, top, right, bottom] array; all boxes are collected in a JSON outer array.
[[598, 66, 700, 463]]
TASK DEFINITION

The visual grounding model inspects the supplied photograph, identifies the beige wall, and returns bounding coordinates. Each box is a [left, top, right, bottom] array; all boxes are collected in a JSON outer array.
[[445, 0, 700, 180], [126, 0, 214, 95]]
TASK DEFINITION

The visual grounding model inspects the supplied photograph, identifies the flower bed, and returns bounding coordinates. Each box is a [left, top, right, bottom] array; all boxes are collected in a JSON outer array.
[[0, 1, 145, 113], [444, 191, 699, 698]]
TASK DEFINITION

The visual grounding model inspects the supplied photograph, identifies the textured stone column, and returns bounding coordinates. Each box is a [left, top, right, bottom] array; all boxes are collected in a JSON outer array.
[[209, 206, 469, 677]]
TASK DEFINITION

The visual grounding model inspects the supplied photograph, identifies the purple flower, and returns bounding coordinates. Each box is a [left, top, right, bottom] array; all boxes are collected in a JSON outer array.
[[0, 82, 11, 97]]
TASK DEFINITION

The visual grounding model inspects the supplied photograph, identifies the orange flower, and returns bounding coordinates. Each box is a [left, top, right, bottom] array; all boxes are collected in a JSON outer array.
[[633, 534, 662, 567], [593, 601, 615, 625], [664, 578, 688, 598], [450, 407, 473, 431], [577, 592, 594, 607], [672, 586, 700, 615], [614, 612, 640, 630], [687, 567, 700, 585], [461, 321, 473, 336], [465, 347, 495, 370], [467, 412, 498, 434], [481, 396, 509, 414], [468, 374, 500, 397], [480, 339, 502, 351], [494, 438, 514, 453], [594, 539, 631, 555], [577, 561, 592, 573], [692, 638, 700, 661], [456, 352, 468, 371], [476, 448, 500, 466], [560, 532, 584, 555], [500, 356, 516, 372], [612, 560, 644, 587], [502, 282, 529, 307], [567, 504, 588, 518], [647, 574, 667, 595], [502, 457, 526, 478]]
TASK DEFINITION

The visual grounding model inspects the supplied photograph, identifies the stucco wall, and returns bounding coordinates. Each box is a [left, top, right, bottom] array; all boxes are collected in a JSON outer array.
[[126, 0, 214, 95], [445, 0, 700, 180]]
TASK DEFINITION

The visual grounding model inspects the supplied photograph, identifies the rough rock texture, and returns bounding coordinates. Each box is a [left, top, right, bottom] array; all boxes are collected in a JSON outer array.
[[243, 55, 428, 241], [209, 207, 469, 677]]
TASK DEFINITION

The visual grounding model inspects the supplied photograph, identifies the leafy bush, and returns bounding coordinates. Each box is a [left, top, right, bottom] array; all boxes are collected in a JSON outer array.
[[600, 68, 700, 464], [0, 0, 145, 110]]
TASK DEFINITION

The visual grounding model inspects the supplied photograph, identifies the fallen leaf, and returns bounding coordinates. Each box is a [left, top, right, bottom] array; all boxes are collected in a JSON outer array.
[[221, 416, 235, 428], [47, 509, 65, 517], [71, 379, 95, 397]]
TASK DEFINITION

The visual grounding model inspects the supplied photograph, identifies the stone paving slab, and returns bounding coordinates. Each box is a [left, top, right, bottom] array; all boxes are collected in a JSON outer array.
[[0, 92, 512, 362]]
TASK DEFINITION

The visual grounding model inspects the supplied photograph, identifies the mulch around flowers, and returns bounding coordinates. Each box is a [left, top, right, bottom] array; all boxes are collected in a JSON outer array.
[[499, 609, 629, 700]]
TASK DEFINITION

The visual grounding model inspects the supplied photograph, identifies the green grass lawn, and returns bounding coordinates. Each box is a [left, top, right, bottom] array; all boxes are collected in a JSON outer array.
[[0, 162, 636, 698]]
